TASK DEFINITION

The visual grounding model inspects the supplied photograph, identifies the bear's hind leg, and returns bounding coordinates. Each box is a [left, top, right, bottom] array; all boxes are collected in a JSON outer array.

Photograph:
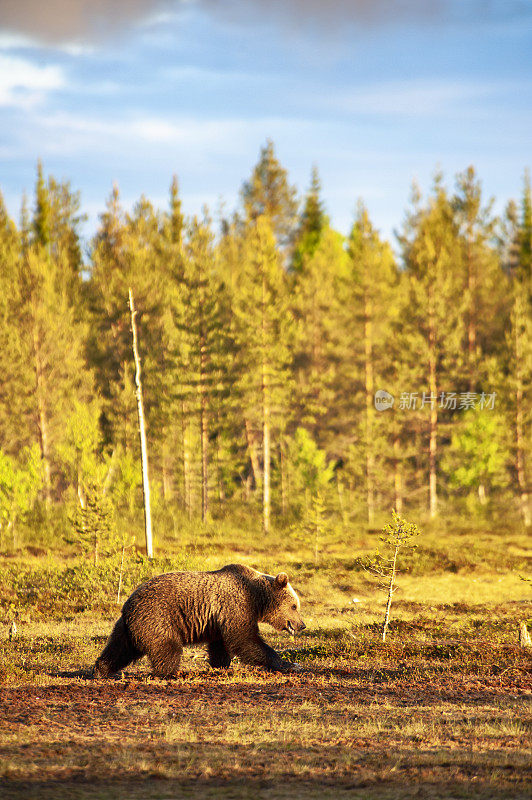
[[148, 641, 183, 678], [208, 639, 231, 669], [94, 617, 141, 678]]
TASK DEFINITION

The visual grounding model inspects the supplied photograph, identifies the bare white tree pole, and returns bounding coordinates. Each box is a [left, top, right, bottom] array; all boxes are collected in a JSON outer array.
[[128, 287, 154, 559]]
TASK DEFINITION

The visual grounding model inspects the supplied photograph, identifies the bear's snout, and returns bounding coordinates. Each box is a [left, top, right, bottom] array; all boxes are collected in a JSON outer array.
[[285, 616, 306, 635]]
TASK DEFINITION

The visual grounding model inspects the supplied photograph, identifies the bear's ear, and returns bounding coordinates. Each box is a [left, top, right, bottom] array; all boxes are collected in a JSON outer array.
[[275, 572, 289, 588]]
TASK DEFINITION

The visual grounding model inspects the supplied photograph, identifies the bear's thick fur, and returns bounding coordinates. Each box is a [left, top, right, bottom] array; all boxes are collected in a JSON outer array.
[[94, 564, 305, 677]]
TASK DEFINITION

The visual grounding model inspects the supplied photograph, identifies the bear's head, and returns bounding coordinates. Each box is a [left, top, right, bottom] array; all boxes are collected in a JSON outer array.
[[262, 573, 306, 635]]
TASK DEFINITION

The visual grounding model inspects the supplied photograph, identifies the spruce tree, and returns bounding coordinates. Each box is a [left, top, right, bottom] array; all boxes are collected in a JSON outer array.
[[291, 223, 348, 441], [292, 165, 327, 271], [241, 140, 299, 251], [399, 178, 465, 518], [0, 195, 29, 457], [170, 213, 232, 522], [233, 216, 293, 531], [452, 166, 508, 390], [503, 173, 532, 526], [347, 203, 398, 524]]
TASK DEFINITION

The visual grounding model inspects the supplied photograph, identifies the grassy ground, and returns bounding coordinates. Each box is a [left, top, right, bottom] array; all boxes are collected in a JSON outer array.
[[0, 519, 531, 799]]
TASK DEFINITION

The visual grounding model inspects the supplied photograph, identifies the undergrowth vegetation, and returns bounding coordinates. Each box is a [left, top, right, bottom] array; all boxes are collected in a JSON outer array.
[[0, 515, 531, 799]]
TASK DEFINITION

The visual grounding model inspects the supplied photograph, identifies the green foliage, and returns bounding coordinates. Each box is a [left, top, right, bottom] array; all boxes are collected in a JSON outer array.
[[363, 511, 422, 579], [292, 165, 328, 270], [291, 491, 327, 565], [0, 551, 192, 619], [0, 445, 42, 544], [0, 153, 530, 543], [241, 139, 299, 248], [380, 509, 422, 550], [363, 510, 422, 641], [287, 427, 335, 498], [287, 429, 335, 563], [100, 448, 139, 517], [71, 485, 123, 566], [56, 397, 105, 496], [443, 409, 509, 504]]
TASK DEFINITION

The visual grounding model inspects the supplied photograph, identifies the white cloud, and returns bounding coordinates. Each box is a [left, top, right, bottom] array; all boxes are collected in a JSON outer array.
[[58, 42, 96, 57], [0, 32, 36, 49], [30, 110, 317, 154], [0, 53, 65, 108], [0, 31, 94, 56], [327, 79, 504, 117]]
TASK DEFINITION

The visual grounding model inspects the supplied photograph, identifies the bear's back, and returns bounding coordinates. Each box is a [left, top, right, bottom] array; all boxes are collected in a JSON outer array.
[[121, 565, 268, 647]]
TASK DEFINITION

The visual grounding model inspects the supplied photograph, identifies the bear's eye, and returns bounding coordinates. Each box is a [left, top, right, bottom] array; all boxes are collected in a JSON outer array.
[[292, 604, 297, 610]]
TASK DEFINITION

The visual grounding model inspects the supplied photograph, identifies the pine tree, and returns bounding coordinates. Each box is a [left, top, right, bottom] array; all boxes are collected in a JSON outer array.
[[0, 194, 28, 457], [31, 162, 86, 302], [4, 166, 94, 505], [217, 220, 264, 502], [292, 165, 328, 271], [241, 140, 299, 251], [170, 213, 232, 522], [347, 203, 398, 524], [290, 223, 349, 442], [503, 172, 532, 526], [233, 216, 293, 531], [21, 246, 93, 503], [399, 177, 465, 518], [89, 187, 171, 465], [165, 174, 184, 247], [33, 160, 51, 252], [452, 167, 507, 389], [158, 176, 185, 503]]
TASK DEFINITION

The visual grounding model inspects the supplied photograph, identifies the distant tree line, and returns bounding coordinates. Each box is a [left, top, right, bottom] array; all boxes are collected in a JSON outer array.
[[0, 141, 530, 547]]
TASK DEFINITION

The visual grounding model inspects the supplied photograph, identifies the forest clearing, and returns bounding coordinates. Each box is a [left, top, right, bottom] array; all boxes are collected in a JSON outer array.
[[1, 521, 531, 800]]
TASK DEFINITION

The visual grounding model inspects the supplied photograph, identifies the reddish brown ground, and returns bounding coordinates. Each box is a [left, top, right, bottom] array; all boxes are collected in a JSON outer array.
[[1, 658, 531, 800]]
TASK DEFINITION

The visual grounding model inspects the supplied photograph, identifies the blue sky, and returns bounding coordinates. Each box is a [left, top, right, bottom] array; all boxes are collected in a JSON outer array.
[[0, 0, 531, 245]]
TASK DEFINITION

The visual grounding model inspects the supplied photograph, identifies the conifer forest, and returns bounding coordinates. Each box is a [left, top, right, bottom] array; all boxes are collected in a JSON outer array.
[[0, 141, 531, 552]]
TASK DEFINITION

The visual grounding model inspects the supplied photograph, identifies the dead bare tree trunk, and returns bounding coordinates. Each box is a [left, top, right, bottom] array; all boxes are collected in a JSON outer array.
[[393, 434, 403, 515], [244, 417, 262, 492], [182, 404, 192, 518], [514, 294, 531, 527], [263, 365, 271, 534], [280, 438, 287, 515], [364, 291, 375, 526], [466, 237, 477, 391], [199, 337, 209, 523], [261, 267, 271, 534], [33, 325, 51, 505], [128, 288, 153, 560], [519, 621, 532, 648], [382, 546, 399, 642], [428, 288, 438, 519]]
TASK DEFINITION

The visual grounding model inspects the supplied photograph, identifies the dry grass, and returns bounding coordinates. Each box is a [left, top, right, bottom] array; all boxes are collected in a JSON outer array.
[[0, 522, 531, 799]]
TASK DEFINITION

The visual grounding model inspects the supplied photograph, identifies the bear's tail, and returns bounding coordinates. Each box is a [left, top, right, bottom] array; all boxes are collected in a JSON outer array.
[[94, 616, 140, 678]]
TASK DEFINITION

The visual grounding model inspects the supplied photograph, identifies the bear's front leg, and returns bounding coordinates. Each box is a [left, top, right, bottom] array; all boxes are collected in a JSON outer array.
[[227, 627, 291, 672]]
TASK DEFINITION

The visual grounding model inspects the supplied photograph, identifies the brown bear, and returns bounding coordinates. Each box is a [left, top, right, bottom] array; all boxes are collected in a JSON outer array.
[[94, 564, 305, 677]]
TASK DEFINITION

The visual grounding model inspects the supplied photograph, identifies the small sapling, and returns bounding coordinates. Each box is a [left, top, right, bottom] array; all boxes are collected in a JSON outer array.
[[363, 509, 421, 642]]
